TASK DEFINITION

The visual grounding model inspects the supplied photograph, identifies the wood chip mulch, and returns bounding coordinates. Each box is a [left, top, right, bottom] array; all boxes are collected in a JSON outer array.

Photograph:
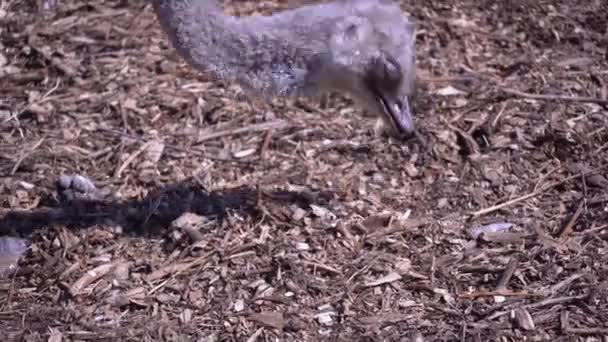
[[1, 0, 607, 341]]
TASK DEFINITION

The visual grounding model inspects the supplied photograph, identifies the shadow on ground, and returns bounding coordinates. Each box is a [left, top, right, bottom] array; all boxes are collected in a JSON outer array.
[[0, 177, 332, 239]]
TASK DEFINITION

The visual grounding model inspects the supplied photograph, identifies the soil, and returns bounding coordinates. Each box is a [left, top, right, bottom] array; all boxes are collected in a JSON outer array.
[[1, 0, 608, 341]]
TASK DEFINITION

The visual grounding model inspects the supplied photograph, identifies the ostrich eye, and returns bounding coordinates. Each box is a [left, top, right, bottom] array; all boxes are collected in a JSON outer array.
[[366, 54, 402, 91], [365, 55, 403, 92], [382, 55, 402, 87]]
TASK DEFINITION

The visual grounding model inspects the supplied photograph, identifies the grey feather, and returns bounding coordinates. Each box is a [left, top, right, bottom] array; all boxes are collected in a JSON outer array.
[[152, 0, 417, 135]]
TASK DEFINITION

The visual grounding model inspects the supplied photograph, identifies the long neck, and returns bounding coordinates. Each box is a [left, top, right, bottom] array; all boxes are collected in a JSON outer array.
[[152, 1, 244, 81], [152, 0, 336, 98]]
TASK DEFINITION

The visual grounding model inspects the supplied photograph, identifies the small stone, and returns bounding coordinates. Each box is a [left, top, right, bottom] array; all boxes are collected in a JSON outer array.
[[233, 299, 245, 312], [314, 311, 336, 326], [113, 262, 131, 281], [405, 163, 419, 177], [292, 207, 307, 221], [295, 242, 310, 251]]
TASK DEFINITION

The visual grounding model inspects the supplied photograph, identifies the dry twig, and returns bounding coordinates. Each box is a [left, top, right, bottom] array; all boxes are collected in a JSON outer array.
[[503, 88, 608, 105], [470, 163, 608, 218]]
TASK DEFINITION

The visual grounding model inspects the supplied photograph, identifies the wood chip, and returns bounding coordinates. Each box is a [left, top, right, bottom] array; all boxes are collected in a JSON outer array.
[[249, 312, 286, 330], [512, 308, 535, 331], [364, 271, 402, 287]]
